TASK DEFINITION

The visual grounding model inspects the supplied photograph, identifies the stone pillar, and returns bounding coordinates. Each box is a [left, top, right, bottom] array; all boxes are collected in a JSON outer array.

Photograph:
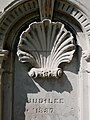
[[82, 50, 90, 120], [0, 50, 8, 120], [87, 63, 90, 120]]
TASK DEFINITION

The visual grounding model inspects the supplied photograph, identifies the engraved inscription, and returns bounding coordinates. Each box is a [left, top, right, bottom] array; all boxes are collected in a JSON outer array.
[[29, 68, 63, 78], [33, 107, 54, 114], [25, 93, 65, 120], [28, 98, 64, 104]]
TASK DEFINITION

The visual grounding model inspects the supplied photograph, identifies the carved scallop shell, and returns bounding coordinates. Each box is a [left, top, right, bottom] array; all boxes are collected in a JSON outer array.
[[17, 19, 75, 78]]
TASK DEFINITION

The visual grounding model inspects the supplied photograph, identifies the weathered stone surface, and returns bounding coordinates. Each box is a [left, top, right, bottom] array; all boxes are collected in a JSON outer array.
[[0, 0, 90, 12], [14, 53, 79, 120], [25, 91, 78, 120], [17, 19, 75, 79], [0, 0, 90, 120]]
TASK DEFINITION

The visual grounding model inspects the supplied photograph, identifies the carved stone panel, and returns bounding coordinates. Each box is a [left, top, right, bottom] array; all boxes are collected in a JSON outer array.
[[14, 52, 79, 120], [17, 19, 75, 79], [1, 0, 90, 120], [15, 19, 79, 120]]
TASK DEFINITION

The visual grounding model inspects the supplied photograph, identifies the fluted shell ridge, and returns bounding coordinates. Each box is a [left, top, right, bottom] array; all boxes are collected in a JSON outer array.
[[17, 19, 75, 69]]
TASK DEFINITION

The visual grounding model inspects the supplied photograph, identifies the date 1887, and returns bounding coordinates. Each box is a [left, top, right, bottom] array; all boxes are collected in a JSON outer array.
[[33, 107, 54, 114]]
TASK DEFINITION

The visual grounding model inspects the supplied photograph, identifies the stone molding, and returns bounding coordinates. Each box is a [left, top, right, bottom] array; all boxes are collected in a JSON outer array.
[[0, 0, 90, 50], [0, 0, 39, 49], [0, 50, 8, 120], [0, 50, 9, 75], [55, 0, 90, 41]]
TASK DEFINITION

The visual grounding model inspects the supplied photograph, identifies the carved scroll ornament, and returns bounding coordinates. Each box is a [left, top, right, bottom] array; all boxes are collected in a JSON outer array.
[[17, 19, 75, 79]]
